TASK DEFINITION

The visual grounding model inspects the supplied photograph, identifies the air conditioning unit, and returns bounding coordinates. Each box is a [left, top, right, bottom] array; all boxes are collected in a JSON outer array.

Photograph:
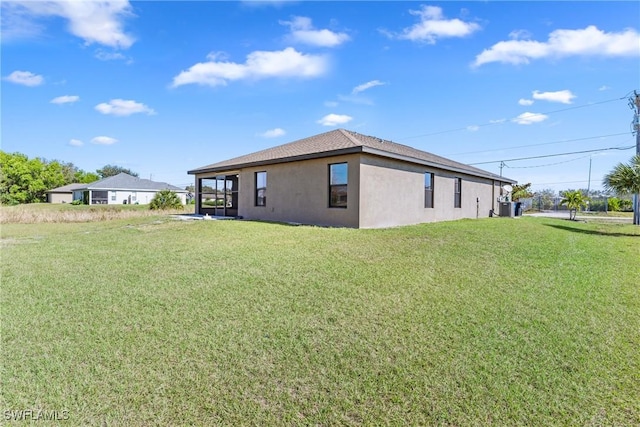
[[499, 202, 514, 217]]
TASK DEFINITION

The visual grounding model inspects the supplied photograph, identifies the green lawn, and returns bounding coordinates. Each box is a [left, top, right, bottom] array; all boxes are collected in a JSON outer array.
[[1, 215, 639, 425], [579, 210, 634, 218]]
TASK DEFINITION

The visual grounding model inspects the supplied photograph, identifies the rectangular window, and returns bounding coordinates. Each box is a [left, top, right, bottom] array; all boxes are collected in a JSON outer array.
[[92, 191, 108, 204], [216, 178, 226, 208], [329, 163, 348, 208], [424, 173, 434, 208], [454, 177, 462, 208], [255, 171, 266, 206], [200, 178, 217, 207]]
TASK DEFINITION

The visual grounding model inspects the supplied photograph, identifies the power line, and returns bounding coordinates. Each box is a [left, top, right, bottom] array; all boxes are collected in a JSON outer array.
[[531, 180, 592, 186], [503, 153, 593, 169], [444, 132, 631, 157], [398, 95, 628, 141], [469, 145, 635, 166]]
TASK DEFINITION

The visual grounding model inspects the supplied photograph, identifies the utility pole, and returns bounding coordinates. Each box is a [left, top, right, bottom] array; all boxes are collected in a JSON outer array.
[[632, 91, 640, 225], [587, 156, 592, 211]]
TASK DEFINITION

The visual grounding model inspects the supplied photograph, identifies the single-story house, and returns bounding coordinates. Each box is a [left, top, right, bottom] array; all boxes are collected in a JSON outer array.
[[188, 129, 516, 228], [71, 173, 188, 205], [46, 183, 88, 203]]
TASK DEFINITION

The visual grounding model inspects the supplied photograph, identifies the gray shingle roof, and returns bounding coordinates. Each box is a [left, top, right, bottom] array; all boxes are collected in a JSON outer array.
[[46, 183, 89, 193], [76, 173, 187, 192], [188, 129, 515, 182]]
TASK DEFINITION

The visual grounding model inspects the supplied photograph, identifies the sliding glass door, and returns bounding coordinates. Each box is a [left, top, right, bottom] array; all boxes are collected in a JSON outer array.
[[198, 175, 238, 217]]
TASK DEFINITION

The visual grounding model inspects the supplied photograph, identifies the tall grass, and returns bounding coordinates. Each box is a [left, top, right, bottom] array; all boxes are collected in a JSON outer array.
[[0, 203, 194, 224]]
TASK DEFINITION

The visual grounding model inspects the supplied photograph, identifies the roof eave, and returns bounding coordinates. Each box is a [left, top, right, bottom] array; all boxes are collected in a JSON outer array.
[[189, 145, 516, 183], [81, 186, 187, 192], [188, 147, 364, 175]]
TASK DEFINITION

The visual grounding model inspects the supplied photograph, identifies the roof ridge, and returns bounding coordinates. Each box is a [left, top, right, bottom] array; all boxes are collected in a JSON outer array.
[[342, 129, 395, 146], [338, 128, 364, 147]]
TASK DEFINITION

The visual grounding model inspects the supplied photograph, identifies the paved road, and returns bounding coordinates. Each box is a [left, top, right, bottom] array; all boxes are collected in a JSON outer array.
[[525, 211, 633, 223]]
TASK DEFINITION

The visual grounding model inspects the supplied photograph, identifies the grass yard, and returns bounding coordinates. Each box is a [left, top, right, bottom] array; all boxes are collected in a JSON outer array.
[[579, 211, 634, 218], [1, 213, 639, 425]]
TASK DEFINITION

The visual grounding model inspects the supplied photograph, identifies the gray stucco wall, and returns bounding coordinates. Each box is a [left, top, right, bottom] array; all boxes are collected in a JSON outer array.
[[240, 154, 360, 227], [194, 153, 507, 228], [47, 192, 72, 203], [196, 154, 361, 228], [358, 154, 498, 228]]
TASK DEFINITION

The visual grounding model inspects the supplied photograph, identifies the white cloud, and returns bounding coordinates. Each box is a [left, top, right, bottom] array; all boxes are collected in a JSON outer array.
[[336, 94, 375, 106], [512, 112, 549, 125], [95, 99, 156, 116], [598, 85, 611, 91], [280, 16, 350, 47], [96, 51, 125, 61], [352, 80, 386, 95], [172, 47, 328, 87], [518, 98, 534, 106], [509, 29, 532, 40], [50, 95, 79, 104], [532, 90, 576, 104], [0, 3, 44, 41], [466, 125, 479, 132], [95, 49, 129, 62], [2, 1, 134, 48], [395, 5, 481, 43], [317, 113, 353, 127], [4, 70, 43, 86], [474, 25, 640, 67], [489, 118, 507, 124], [91, 136, 118, 145], [259, 128, 286, 138], [69, 138, 83, 147], [206, 51, 229, 61]]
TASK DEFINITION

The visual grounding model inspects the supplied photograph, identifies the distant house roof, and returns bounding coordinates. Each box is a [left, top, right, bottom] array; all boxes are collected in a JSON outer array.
[[73, 173, 187, 192], [188, 128, 515, 182], [46, 183, 90, 193]]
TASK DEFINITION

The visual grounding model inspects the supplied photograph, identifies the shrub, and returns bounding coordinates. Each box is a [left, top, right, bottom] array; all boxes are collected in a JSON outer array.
[[71, 199, 84, 205], [607, 197, 621, 212], [588, 199, 606, 212], [149, 190, 183, 210], [619, 198, 633, 212]]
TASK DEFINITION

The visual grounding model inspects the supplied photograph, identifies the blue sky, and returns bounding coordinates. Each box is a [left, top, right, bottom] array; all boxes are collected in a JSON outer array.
[[2, 1, 639, 192]]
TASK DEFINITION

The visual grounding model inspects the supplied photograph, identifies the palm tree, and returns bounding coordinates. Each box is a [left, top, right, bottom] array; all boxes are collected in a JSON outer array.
[[560, 190, 588, 220], [603, 154, 640, 225]]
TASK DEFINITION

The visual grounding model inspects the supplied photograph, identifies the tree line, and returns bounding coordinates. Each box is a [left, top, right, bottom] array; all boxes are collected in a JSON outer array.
[[0, 151, 138, 205]]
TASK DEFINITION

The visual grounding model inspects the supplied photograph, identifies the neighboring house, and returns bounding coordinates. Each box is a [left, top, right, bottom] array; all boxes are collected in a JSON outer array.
[[46, 183, 88, 203], [188, 129, 516, 228], [71, 173, 188, 205]]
